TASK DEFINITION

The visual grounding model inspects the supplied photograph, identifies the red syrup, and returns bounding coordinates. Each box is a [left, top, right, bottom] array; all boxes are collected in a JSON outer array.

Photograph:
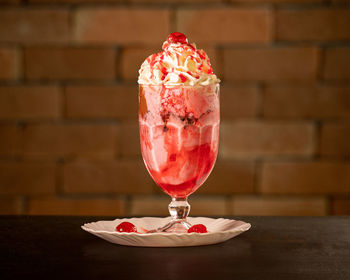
[[168, 32, 188, 44], [179, 74, 187, 83], [139, 84, 220, 198]]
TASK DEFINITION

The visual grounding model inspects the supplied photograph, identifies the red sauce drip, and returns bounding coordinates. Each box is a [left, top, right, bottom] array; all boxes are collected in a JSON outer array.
[[179, 74, 187, 83], [187, 44, 195, 50], [161, 67, 168, 80], [149, 54, 158, 68], [197, 50, 206, 60]]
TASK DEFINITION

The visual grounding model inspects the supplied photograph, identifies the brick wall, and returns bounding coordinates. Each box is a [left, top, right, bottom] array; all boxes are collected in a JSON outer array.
[[0, 0, 349, 216]]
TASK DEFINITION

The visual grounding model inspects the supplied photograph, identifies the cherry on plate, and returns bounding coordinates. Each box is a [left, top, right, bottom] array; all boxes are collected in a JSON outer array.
[[116, 222, 137, 233], [188, 224, 207, 233]]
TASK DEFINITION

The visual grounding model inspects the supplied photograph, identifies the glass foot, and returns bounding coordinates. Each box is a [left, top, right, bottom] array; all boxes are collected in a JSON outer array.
[[147, 197, 191, 233], [149, 220, 191, 233]]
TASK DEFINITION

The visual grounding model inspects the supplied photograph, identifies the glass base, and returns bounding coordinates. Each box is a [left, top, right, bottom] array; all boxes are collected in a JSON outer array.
[[147, 197, 191, 233], [149, 220, 191, 233]]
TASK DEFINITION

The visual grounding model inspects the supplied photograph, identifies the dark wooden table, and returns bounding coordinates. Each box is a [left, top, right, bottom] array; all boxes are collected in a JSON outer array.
[[1, 216, 349, 279]]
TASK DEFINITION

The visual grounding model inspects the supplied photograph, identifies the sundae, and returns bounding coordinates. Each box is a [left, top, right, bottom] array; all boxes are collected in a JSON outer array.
[[138, 32, 220, 200]]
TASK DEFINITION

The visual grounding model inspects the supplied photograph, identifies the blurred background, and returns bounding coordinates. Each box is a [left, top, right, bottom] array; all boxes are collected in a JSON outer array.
[[0, 0, 349, 216]]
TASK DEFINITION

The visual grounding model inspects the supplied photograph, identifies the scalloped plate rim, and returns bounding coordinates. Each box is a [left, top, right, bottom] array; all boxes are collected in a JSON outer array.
[[81, 217, 251, 247], [82, 217, 251, 236]]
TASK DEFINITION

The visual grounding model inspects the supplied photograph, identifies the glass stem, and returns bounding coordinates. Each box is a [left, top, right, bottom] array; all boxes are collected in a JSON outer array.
[[168, 197, 190, 221]]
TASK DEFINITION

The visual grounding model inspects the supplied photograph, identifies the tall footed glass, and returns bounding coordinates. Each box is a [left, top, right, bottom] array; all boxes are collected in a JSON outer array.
[[139, 83, 220, 233]]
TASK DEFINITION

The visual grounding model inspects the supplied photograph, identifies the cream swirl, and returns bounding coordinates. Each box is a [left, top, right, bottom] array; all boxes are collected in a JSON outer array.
[[138, 33, 220, 86]]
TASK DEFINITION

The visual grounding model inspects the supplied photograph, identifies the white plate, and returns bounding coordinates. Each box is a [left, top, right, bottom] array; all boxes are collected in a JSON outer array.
[[81, 217, 251, 247]]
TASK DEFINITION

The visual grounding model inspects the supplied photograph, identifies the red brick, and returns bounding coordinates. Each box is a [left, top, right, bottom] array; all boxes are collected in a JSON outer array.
[[130, 195, 229, 216], [331, 198, 350, 215], [24, 47, 116, 81], [0, 125, 21, 156], [31, 0, 222, 2], [0, 196, 25, 215], [1, 0, 21, 3], [120, 46, 166, 81], [263, 85, 350, 119], [221, 85, 259, 119], [0, 9, 70, 43], [189, 196, 229, 215], [65, 85, 137, 119], [0, 48, 19, 80], [261, 161, 350, 194], [28, 196, 126, 216], [231, 195, 327, 216], [320, 123, 350, 156], [130, 0, 223, 3], [30, 0, 124, 2], [323, 47, 350, 80], [231, 0, 322, 2], [0, 86, 61, 120], [176, 8, 272, 44], [220, 121, 315, 159], [130, 195, 169, 216], [120, 121, 140, 157], [277, 8, 350, 42], [63, 160, 154, 194], [0, 163, 56, 195], [197, 161, 255, 194], [22, 124, 118, 159], [223, 47, 318, 82], [75, 8, 170, 44]]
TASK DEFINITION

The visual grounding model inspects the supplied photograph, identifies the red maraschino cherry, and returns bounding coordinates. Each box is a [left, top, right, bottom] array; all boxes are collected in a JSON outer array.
[[168, 32, 188, 44], [188, 224, 208, 233], [116, 222, 137, 233]]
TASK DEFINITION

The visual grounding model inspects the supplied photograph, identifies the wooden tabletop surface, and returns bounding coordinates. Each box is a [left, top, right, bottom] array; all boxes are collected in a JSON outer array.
[[1, 216, 349, 280]]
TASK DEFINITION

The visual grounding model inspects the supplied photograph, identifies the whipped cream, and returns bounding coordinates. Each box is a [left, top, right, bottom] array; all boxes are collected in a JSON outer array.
[[138, 33, 220, 86]]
